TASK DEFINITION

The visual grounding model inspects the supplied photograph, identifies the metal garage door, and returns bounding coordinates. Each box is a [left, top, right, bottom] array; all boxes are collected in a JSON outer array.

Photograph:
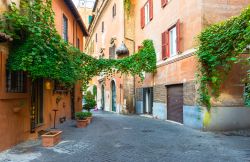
[[167, 84, 183, 123]]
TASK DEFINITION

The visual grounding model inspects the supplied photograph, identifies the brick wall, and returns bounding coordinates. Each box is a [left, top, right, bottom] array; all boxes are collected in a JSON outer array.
[[136, 88, 143, 101], [183, 81, 196, 106], [153, 84, 166, 103]]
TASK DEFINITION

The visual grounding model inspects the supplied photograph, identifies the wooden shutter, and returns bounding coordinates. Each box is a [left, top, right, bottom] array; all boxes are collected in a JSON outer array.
[[141, 7, 145, 29], [166, 31, 170, 58], [162, 32, 167, 59], [162, 31, 170, 59], [149, 0, 153, 20], [161, 0, 167, 7], [176, 19, 181, 53]]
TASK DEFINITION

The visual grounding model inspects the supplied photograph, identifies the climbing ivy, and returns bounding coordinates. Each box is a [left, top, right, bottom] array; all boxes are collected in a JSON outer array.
[[196, 6, 250, 110], [124, 0, 131, 15], [0, 0, 156, 88]]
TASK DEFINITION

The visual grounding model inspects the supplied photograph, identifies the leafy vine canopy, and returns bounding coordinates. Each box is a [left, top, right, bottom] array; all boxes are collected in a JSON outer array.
[[0, 0, 156, 88], [196, 6, 250, 110]]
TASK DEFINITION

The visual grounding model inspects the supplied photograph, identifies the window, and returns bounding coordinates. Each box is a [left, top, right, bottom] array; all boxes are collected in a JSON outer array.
[[161, 20, 181, 59], [63, 15, 68, 42], [6, 71, 27, 93], [109, 45, 116, 59], [112, 3, 116, 18], [169, 26, 177, 57], [141, 0, 153, 29], [102, 21, 104, 33], [88, 15, 93, 25], [144, 2, 150, 25], [96, 33, 98, 42]]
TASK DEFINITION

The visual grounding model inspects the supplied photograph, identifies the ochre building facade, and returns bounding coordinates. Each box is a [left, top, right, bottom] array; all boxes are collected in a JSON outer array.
[[0, 0, 88, 151]]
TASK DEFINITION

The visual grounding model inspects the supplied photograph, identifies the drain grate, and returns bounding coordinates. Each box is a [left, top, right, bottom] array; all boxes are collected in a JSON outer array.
[[141, 129, 154, 133]]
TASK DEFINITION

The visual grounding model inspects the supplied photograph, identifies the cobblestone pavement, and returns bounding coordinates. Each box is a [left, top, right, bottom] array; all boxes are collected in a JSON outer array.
[[0, 111, 250, 162]]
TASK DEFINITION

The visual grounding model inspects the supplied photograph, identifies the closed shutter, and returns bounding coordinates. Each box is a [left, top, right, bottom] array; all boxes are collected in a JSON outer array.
[[149, 0, 153, 20], [166, 31, 170, 58], [161, 0, 167, 8], [176, 19, 181, 53], [162, 31, 170, 59], [141, 7, 145, 29], [162, 32, 167, 60]]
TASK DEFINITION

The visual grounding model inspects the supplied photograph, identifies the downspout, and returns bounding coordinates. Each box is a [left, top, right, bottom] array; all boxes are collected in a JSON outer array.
[[123, 1, 136, 113]]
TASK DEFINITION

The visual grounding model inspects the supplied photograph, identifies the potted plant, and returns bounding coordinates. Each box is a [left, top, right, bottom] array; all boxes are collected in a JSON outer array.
[[75, 112, 88, 128], [83, 91, 97, 112], [41, 130, 62, 147], [85, 112, 93, 124]]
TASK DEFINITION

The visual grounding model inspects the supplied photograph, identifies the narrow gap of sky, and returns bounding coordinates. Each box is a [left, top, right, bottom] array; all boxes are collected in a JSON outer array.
[[73, 0, 96, 9]]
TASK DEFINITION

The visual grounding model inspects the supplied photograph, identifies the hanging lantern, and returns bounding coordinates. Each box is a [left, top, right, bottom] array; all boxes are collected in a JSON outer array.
[[116, 42, 129, 55]]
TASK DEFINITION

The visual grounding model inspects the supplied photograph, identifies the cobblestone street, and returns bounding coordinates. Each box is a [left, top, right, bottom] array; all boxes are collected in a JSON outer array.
[[0, 111, 250, 162]]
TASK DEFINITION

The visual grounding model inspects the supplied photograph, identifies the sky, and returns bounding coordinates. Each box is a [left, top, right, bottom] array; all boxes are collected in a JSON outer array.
[[73, 0, 96, 8]]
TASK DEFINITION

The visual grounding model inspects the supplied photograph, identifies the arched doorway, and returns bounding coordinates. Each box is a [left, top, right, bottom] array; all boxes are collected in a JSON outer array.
[[111, 80, 116, 112], [101, 85, 105, 110]]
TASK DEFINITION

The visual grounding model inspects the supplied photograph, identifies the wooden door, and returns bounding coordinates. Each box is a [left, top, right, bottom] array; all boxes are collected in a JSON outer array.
[[31, 79, 43, 133], [167, 84, 183, 123], [111, 81, 116, 112]]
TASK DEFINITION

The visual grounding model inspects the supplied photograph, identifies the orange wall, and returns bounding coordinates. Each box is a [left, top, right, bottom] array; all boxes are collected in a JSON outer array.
[[0, 0, 85, 151], [53, 0, 84, 51]]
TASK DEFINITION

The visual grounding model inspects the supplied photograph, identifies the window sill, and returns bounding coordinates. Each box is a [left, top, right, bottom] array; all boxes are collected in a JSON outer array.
[[0, 93, 29, 100], [157, 48, 196, 68]]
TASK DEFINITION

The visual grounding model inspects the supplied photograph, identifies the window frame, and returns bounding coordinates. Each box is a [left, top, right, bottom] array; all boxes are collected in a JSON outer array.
[[63, 14, 68, 42], [112, 3, 116, 18], [102, 21, 104, 33], [141, 0, 153, 29], [6, 70, 27, 93], [169, 25, 177, 57], [144, 2, 150, 25]]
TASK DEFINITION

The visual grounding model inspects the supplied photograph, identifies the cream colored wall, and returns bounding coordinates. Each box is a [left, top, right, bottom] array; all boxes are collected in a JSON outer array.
[[87, 0, 125, 58], [85, 0, 126, 112]]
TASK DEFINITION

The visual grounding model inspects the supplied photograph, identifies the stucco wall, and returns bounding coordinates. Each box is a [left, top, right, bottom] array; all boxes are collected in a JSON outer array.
[[0, 0, 84, 151]]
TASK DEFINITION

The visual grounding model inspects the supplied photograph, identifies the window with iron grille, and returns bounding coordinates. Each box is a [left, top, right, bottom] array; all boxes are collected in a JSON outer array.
[[63, 15, 68, 42], [109, 45, 116, 59], [6, 71, 27, 93]]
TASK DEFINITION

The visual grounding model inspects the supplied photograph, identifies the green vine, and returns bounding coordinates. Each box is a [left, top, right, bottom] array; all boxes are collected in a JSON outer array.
[[196, 6, 250, 110], [0, 0, 156, 89], [124, 0, 131, 15]]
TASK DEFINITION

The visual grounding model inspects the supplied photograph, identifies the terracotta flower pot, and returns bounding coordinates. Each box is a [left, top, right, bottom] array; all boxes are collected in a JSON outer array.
[[87, 116, 93, 124], [76, 119, 88, 128], [41, 131, 62, 147]]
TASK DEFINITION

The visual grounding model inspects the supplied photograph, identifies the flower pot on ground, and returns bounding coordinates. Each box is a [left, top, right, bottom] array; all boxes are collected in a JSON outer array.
[[83, 91, 97, 112], [75, 112, 88, 128], [85, 112, 93, 124], [41, 130, 62, 147]]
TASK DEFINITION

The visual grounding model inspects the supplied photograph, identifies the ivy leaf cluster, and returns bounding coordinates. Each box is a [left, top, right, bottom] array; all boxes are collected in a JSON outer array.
[[196, 6, 250, 110], [0, 0, 156, 89]]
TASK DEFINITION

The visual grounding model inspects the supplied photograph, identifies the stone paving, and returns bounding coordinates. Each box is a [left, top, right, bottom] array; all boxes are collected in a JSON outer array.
[[0, 111, 250, 162]]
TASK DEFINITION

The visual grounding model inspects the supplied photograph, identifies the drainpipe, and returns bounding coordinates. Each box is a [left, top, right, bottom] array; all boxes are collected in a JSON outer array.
[[123, 1, 136, 113]]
